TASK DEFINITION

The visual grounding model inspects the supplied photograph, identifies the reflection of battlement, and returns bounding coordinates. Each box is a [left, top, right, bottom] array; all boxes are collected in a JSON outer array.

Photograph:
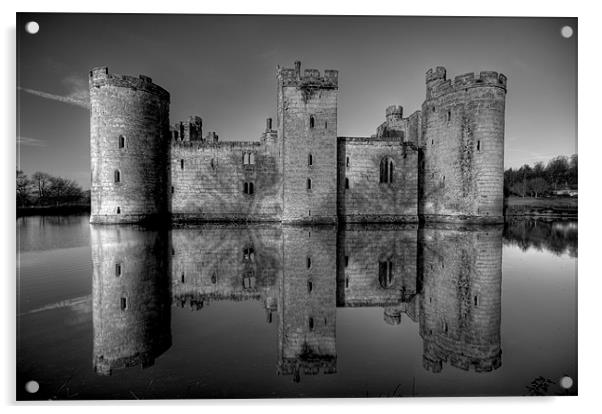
[[91, 225, 171, 376], [418, 225, 503, 373]]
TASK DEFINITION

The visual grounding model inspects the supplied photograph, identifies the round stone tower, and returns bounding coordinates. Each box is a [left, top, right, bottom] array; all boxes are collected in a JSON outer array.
[[89, 67, 170, 224], [420, 67, 507, 223]]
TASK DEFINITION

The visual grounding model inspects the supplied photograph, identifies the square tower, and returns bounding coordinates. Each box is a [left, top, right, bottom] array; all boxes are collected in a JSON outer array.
[[277, 61, 339, 223]]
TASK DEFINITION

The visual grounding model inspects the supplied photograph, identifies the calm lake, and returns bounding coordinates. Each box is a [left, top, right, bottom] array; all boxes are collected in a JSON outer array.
[[16, 215, 577, 399]]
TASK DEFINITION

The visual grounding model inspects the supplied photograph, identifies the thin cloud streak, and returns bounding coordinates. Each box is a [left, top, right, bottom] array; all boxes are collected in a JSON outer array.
[[17, 136, 47, 147], [18, 86, 90, 110]]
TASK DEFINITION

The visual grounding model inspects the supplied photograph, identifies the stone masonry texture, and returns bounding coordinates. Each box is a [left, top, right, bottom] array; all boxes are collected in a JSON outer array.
[[89, 62, 506, 224]]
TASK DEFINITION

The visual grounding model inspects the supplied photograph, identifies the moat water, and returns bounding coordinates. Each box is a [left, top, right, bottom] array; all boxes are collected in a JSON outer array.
[[16, 215, 577, 399]]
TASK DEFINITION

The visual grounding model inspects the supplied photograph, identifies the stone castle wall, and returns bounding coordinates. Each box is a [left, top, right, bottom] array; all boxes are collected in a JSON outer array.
[[91, 225, 172, 375], [337, 138, 419, 222], [420, 67, 507, 223], [170, 140, 282, 222], [89, 67, 170, 224]]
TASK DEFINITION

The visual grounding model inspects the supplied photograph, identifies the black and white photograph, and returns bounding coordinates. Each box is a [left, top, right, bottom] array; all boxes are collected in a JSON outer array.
[[14, 11, 578, 401]]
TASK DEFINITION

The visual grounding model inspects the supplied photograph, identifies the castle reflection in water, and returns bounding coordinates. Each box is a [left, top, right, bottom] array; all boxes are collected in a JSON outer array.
[[91, 224, 502, 381]]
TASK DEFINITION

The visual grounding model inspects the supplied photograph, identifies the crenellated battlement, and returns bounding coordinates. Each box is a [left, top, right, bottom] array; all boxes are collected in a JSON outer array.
[[385, 105, 403, 120], [426, 67, 507, 99], [277, 60, 338, 89], [171, 139, 261, 149], [89, 66, 170, 101]]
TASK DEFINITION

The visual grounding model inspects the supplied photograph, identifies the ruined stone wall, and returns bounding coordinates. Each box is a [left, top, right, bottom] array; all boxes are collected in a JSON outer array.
[[91, 225, 171, 375], [170, 225, 282, 312], [278, 226, 337, 379], [337, 138, 418, 222], [278, 62, 339, 223], [418, 224, 502, 373], [336, 225, 417, 316], [420, 67, 507, 223], [89, 67, 170, 224], [170, 140, 282, 222]]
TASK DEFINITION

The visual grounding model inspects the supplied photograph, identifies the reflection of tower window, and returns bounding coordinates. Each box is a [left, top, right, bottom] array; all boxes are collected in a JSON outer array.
[[243, 271, 256, 289], [243, 247, 255, 262], [120, 297, 127, 311], [378, 260, 394, 288], [115, 263, 122, 277]]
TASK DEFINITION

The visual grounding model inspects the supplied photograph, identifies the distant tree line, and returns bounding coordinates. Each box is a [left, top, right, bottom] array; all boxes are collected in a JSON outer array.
[[16, 170, 89, 207], [504, 154, 577, 198]]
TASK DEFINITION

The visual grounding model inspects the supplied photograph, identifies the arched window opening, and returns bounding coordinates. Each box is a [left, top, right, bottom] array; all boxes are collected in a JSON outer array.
[[345, 177, 349, 190], [346, 156, 350, 167], [345, 256, 349, 267], [309, 116, 315, 129], [307, 178, 312, 190], [324, 121, 328, 129], [307, 280, 313, 293], [308, 153, 313, 166], [380, 158, 394, 184], [447, 111, 451, 122], [477, 140, 481, 151], [116, 207, 121, 214], [249, 153, 255, 165], [211, 272, 217, 284], [210, 158, 215, 170], [378, 260, 394, 288], [474, 295, 479, 307], [243, 182, 249, 194], [171, 186, 174, 194], [308, 317, 314, 331], [181, 273, 185, 283], [180, 159, 184, 169], [345, 277, 349, 288], [120, 297, 127, 311], [249, 182, 254, 195], [118, 135, 125, 149], [115, 263, 122, 277], [114, 170, 120, 183], [306, 256, 312, 269]]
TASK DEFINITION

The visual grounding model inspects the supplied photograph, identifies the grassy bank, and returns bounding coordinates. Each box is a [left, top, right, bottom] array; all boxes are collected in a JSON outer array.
[[504, 196, 577, 218], [17, 204, 91, 217]]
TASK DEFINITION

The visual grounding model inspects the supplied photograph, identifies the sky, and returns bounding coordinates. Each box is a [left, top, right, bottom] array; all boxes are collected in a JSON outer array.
[[16, 14, 577, 189]]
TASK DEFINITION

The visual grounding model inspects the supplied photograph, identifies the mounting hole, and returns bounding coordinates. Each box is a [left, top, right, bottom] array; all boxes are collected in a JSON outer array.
[[561, 26, 573, 39], [25, 21, 39, 34], [25, 380, 39, 393], [559, 376, 573, 389]]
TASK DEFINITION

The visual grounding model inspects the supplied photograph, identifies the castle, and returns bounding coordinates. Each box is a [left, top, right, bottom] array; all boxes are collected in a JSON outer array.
[[89, 61, 507, 224]]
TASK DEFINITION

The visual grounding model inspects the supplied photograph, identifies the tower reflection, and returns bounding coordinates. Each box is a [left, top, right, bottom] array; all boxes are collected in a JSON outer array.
[[91, 223, 503, 378], [91, 225, 172, 375]]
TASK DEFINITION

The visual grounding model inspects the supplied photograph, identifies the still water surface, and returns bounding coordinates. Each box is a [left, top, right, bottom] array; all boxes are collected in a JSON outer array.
[[16, 215, 577, 399]]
